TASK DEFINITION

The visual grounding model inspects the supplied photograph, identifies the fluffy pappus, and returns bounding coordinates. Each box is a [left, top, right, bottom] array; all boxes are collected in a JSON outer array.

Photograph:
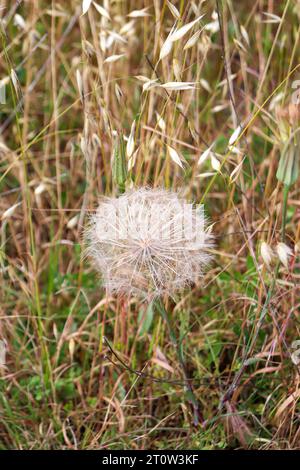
[[85, 188, 214, 299]]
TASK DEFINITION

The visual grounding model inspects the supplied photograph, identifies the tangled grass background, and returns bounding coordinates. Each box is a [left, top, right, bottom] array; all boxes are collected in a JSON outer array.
[[1, 0, 300, 449]]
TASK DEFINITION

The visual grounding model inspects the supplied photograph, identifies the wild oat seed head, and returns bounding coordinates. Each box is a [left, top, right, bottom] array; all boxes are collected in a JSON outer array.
[[85, 188, 214, 299], [260, 241, 273, 267]]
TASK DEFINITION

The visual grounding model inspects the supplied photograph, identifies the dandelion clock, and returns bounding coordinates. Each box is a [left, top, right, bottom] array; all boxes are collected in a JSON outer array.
[[85, 188, 213, 299]]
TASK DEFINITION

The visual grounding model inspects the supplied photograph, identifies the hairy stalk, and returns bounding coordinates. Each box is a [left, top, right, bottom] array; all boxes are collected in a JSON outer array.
[[155, 298, 202, 427]]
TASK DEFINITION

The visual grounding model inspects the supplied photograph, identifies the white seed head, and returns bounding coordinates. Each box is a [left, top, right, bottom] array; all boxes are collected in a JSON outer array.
[[67, 214, 79, 229], [0, 339, 7, 367], [276, 242, 293, 268], [1, 202, 21, 221], [260, 242, 273, 267], [228, 125, 242, 146], [198, 145, 213, 166], [210, 153, 221, 172], [126, 120, 136, 158], [85, 188, 214, 299], [34, 182, 47, 196]]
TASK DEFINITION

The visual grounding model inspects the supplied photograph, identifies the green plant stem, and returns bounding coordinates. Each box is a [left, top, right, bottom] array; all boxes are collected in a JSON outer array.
[[281, 184, 290, 242], [155, 298, 202, 427]]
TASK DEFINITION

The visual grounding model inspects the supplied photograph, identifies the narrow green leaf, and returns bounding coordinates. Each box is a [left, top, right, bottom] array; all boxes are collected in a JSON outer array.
[[138, 302, 154, 336]]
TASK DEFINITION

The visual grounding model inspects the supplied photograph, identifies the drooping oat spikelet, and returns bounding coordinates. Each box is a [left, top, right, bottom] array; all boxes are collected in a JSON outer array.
[[276, 242, 293, 268], [260, 241, 273, 268], [85, 188, 214, 299]]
